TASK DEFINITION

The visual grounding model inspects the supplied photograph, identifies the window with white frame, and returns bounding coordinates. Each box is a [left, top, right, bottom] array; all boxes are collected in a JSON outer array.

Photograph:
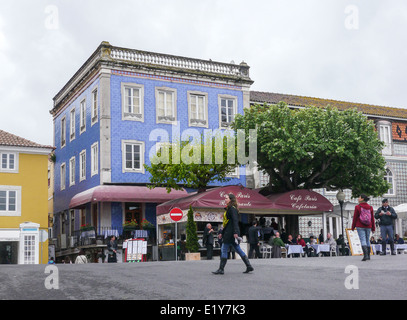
[[384, 168, 395, 195], [378, 123, 392, 155], [79, 150, 86, 182], [91, 142, 98, 176], [219, 95, 237, 128], [122, 140, 144, 173], [91, 88, 98, 125], [188, 91, 208, 127], [258, 170, 270, 187], [60, 162, 66, 191], [70, 108, 76, 141], [122, 83, 144, 121], [69, 157, 75, 186], [0, 186, 21, 216], [226, 166, 240, 178], [80, 99, 86, 134], [156, 87, 176, 123], [61, 116, 66, 148], [0, 152, 18, 173]]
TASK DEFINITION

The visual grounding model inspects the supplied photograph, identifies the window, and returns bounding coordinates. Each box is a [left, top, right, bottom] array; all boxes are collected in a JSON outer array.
[[122, 83, 144, 121], [122, 140, 145, 173], [0, 152, 18, 173], [80, 99, 86, 134], [91, 142, 98, 176], [70, 210, 75, 236], [156, 87, 176, 123], [378, 123, 392, 155], [61, 116, 66, 147], [188, 91, 208, 127], [70, 108, 76, 141], [60, 163, 66, 191], [79, 150, 86, 182], [69, 157, 75, 186], [219, 95, 237, 128], [0, 186, 21, 216], [258, 170, 270, 187], [384, 168, 395, 195], [91, 88, 98, 125]]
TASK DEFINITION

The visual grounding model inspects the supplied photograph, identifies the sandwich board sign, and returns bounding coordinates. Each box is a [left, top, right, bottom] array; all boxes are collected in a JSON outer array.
[[346, 228, 363, 256]]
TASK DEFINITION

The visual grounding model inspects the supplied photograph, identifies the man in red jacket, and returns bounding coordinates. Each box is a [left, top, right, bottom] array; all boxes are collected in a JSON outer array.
[[352, 194, 375, 261]]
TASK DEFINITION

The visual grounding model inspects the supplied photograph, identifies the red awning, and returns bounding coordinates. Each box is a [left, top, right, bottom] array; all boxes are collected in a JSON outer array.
[[267, 189, 333, 214], [69, 185, 189, 209], [156, 185, 275, 215]]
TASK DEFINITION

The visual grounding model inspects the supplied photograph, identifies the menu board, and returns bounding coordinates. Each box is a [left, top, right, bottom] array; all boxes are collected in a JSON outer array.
[[124, 239, 147, 261], [346, 228, 363, 256]]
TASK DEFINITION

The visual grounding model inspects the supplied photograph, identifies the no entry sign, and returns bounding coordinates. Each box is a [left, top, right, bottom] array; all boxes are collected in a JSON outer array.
[[169, 207, 183, 222]]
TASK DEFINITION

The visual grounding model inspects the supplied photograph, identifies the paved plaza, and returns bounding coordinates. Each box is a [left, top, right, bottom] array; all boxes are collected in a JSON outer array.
[[1, 254, 406, 302]]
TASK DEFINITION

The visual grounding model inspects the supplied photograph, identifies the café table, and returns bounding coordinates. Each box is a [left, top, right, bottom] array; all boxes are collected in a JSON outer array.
[[286, 245, 304, 257], [309, 244, 330, 256], [103, 229, 120, 239]]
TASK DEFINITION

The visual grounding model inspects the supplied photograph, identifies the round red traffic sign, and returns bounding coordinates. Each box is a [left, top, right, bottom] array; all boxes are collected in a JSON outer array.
[[169, 207, 183, 222]]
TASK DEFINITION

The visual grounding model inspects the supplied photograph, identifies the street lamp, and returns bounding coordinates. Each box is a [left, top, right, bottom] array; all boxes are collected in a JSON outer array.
[[336, 189, 346, 255]]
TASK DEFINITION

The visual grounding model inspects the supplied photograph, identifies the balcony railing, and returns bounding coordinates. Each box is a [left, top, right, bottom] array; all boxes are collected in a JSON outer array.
[[108, 46, 251, 79]]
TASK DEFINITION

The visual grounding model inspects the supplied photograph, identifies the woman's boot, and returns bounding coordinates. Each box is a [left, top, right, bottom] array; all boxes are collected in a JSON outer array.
[[361, 246, 368, 261], [242, 255, 254, 273], [212, 258, 227, 275]]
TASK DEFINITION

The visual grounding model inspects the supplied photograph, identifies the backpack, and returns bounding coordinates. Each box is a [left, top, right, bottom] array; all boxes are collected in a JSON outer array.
[[359, 205, 372, 226]]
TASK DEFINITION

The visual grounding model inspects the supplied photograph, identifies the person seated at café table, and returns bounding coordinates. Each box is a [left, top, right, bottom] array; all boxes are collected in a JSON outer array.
[[370, 236, 377, 244], [306, 236, 317, 257], [309, 236, 317, 245], [295, 234, 309, 257], [285, 234, 295, 245], [336, 234, 349, 256], [322, 232, 337, 256], [395, 234, 405, 244]]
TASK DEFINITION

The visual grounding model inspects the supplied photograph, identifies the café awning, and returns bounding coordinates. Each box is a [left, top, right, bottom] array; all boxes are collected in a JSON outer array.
[[266, 189, 333, 215], [69, 185, 189, 209], [156, 185, 275, 215]]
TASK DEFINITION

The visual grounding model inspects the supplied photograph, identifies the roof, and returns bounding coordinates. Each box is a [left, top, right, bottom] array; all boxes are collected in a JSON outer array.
[[0, 129, 54, 150], [250, 91, 407, 120]]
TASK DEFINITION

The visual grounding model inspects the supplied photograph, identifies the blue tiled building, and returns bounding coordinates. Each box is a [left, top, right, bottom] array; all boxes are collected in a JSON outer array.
[[49, 42, 253, 261]]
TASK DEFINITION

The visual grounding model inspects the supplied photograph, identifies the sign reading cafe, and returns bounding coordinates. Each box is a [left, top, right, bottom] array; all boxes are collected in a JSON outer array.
[[289, 194, 318, 211]]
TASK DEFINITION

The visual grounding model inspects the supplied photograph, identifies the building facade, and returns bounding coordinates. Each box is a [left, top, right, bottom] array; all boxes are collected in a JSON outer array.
[[249, 91, 407, 240], [0, 129, 53, 264], [49, 42, 253, 262]]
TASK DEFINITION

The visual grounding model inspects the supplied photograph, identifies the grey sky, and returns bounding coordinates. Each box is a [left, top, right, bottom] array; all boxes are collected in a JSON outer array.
[[0, 0, 406, 146]]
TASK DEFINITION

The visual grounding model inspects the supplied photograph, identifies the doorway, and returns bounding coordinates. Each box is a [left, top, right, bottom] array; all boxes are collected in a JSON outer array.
[[125, 203, 142, 225], [0, 242, 18, 264]]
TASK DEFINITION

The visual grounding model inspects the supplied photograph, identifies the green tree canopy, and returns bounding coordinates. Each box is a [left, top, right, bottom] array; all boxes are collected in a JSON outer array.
[[233, 102, 390, 198], [145, 133, 239, 193]]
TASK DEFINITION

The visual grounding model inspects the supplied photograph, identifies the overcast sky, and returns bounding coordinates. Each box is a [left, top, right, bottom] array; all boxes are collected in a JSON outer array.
[[0, 0, 406, 146]]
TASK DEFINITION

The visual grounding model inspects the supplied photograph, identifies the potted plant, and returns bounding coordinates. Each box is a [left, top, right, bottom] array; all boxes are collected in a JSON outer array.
[[123, 219, 138, 230], [140, 218, 154, 230], [185, 206, 201, 261]]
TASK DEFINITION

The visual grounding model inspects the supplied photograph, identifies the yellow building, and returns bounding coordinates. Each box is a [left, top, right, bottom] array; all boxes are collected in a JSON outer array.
[[0, 129, 53, 264]]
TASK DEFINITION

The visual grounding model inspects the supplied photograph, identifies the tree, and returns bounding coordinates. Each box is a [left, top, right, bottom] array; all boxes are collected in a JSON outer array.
[[145, 133, 239, 193], [185, 206, 199, 253], [233, 102, 390, 198]]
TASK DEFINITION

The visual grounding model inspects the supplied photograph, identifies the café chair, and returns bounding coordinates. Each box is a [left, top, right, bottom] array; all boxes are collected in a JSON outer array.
[[261, 244, 272, 259]]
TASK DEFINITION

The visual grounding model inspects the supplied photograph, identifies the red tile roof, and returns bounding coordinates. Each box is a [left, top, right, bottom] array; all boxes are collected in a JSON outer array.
[[0, 129, 53, 149], [250, 91, 407, 119]]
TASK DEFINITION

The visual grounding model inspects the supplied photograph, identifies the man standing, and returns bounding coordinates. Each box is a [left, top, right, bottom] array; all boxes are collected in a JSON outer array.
[[203, 223, 214, 260], [248, 221, 261, 259], [375, 199, 398, 255]]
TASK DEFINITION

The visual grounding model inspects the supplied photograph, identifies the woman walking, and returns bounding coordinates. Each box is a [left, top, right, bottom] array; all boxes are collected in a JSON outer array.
[[352, 194, 375, 261], [212, 193, 253, 274]]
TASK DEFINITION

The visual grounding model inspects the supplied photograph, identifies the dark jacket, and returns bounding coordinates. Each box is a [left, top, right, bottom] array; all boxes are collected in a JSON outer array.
[[248, 225, 260, 245], [203, 227, 214, 246], [375, 206, 397, 226], [221, 206, 240, 244]]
